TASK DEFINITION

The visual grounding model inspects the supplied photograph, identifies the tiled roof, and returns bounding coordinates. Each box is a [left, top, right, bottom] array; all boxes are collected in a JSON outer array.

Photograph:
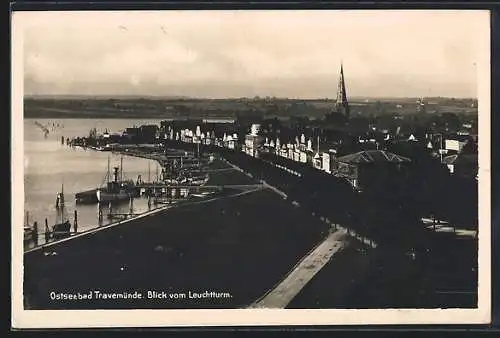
[[337, 150, 411, 164]]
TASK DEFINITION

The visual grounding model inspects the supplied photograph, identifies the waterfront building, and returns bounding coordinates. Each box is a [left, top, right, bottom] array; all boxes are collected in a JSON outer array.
[[306, 139, 313, 152], [321, 149, 338, 174], [244, 134, 264, 157], [442, 136, 478, 179], [445, 134, 472, 154], [250, 124, 261, 136], [243, 124, 265, 157], [124, 127, 140, 143], [408, 134, 419, 142], [312, 152, 322, 170], [321, 152, 331, 173], [278, 145, 287, 158], [299, 147, 308, 163], [224, 134, 236, 150], [202, 118, 235, 124], [334, 149, 411, 191], [300, 134, 306, 145], [139, 124, 159, 144], [442, 153, 478, 179]]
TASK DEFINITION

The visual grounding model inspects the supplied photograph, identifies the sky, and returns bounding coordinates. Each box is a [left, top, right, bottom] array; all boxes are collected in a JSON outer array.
[[17, 10, 488, 99]]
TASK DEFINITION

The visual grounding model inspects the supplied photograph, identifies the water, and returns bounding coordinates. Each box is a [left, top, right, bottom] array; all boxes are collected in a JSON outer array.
[[23, 118, 165, 248]]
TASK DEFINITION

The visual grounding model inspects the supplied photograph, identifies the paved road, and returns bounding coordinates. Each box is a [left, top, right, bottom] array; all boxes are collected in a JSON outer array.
[[250, 229, 349, 309]]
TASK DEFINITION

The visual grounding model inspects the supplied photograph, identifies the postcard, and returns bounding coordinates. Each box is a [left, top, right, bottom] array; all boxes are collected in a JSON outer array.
[[11, 9, 491, 328]]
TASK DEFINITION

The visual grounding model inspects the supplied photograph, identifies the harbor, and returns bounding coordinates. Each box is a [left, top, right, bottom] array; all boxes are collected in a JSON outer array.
[[23, 119, 208, 250], [23, 119, 266, 252], [22, 117, 478, 310]]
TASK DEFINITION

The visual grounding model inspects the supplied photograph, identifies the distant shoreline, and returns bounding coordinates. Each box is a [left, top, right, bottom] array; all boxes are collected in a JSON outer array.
[[23, 95, 478, 119], [24, 95, 479, 101]]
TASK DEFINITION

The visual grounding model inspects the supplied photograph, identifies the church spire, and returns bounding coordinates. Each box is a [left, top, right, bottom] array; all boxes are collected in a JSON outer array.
[[335, 61, 350, 119]]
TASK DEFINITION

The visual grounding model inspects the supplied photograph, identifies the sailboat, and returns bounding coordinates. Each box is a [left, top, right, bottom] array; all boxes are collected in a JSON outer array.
[[53, 184, 71, 239], [96, 156, 136, 203]]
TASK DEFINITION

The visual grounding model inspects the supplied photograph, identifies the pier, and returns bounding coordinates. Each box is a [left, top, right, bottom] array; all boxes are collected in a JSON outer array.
[[135, 183, 263, 190]]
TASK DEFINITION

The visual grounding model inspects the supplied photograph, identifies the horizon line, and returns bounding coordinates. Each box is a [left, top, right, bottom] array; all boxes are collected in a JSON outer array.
[[23, 94, 479, 100]]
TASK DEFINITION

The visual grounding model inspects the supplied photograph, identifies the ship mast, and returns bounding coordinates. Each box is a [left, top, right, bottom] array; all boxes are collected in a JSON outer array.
[[59, 183, 66, 223], [120, 156, 123, 182], [107, 156, 111, 184], [148, 161, 151, 182]]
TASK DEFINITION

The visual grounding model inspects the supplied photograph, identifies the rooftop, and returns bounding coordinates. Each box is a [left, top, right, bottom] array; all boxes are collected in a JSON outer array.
[[337, 150, 411, 164], [442, 153, 478, 166]]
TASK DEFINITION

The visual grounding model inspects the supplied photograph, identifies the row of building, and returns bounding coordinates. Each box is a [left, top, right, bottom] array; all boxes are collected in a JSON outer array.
[[90, 116, 477, 191], [94, 63, 477, 189], [158, 118, 478, 189]]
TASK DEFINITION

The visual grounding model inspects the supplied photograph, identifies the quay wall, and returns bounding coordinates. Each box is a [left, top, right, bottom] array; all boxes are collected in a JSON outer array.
[[23, 188, 332, 309]]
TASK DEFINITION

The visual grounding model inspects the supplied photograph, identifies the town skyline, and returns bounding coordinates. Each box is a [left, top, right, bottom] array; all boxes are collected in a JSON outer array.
[[20, 10, 486, 98]]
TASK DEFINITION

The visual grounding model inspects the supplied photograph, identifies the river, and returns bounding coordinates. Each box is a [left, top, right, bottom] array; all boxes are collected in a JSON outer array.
[[23, 118, 165, 248]]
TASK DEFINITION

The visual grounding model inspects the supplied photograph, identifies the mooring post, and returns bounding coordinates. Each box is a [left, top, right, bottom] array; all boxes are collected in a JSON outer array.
[[73, 210, 78, 233], [148, 195, 152, 209], [129, 196, 134, 214], [98, 206, 103, 225], [44, 218, 50, 242], [33, 221, 38, 246], [107, 202, 113, 219]]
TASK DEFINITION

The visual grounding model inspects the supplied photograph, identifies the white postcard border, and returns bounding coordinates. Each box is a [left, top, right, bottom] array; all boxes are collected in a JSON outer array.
[[11, 10, 492, 328]]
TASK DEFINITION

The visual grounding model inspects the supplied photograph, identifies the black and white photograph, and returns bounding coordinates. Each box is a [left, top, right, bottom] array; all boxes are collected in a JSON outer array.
[[11, 9, 491, 327]]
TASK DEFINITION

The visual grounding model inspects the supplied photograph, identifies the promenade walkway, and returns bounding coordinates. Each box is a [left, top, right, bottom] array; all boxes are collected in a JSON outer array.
[[250, 229, 349, 309]]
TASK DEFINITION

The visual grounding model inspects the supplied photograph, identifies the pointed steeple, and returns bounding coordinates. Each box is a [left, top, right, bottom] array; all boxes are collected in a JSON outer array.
[[335, 61, 350, 119]]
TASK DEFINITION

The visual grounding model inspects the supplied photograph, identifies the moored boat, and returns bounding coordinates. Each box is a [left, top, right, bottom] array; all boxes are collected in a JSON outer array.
[[52, 220, 72, 239], [188, 174, 209, 186], [52, 184, 72, 239], [96, 156, 136, 203], [75, 188, 99, 204], [24, 226, 33, 242]]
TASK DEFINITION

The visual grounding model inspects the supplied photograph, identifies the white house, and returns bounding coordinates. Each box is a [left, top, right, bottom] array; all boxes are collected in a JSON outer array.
[[445, 138, 468, 153], [313, 152, 322, 170]]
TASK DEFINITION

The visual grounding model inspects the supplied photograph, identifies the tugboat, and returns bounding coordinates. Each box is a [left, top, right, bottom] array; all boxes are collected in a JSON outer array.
[[96, 156, 136, 203]]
